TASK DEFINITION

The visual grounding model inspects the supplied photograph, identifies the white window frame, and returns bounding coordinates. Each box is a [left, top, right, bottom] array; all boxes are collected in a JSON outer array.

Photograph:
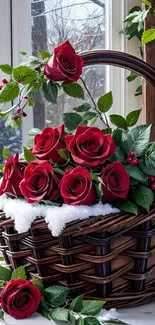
[[1, 0, 141, 146]]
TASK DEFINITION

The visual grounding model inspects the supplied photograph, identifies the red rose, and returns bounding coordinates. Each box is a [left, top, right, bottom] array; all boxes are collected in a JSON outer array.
[[65, 125, 116, 167], [0, 153, 25, 197], [20, 160, 59, 203], [45, 41, 84, 82], [0, 279, 41, 319], [60, 166, 96, 205], [32, 125, 66, 164], [101, 161, 130, 201]]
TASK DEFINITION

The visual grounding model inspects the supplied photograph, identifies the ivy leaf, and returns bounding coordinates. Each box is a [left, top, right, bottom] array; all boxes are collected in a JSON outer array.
[[121, 125, 151, 157], [97, 91, 113, 112], [64, 113, 82, 131], [0, 81, 19, 103], [117, 200, 138, 215], [127, 71, 138, 82], [13, 66, 38, 84], [125, 165, 148, 185], [2, 147, 10, 159], [39, 49, 51, 60], [51, 308, 69, 322], [84, 316, 101, 325], [0, 266, 12, 282], [0, 64, 13, 74], [45, 285, 69, 307], [42, 80, 58, 104], [110, 114, 128, 130], [126, 109, 141, 127], [11, 266, 27, 280], [63, 82, 84, 99], [142, 28, 155, 44], [70, 295, 83, 312], [73, 103, 91, 113], [133, 185, 154, 212], [81, 300, 105, 315], [24, 147, 36, 162]]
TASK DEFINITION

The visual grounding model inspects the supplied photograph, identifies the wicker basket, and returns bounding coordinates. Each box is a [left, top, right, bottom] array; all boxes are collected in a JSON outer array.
[[1, 50, 155, 309]]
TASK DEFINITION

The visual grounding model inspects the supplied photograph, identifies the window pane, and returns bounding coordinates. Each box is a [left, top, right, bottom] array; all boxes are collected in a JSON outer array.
[[31, 0, 105, 129]]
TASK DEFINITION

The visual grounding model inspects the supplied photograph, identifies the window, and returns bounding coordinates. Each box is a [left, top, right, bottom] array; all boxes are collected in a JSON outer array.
[[1, 0, 141, 151]]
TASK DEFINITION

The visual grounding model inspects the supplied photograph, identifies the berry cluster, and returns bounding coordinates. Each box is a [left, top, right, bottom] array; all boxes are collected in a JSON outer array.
[[0, 78, 8, 90], [12, 108, 27, 121], [148, 176, 155, 191], [126, 152, 138, 166]]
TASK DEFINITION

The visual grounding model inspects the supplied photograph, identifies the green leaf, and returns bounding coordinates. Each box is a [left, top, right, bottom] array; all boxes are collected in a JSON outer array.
[[140, 0, 151, 6], [0, 81, 19, 103], [142, 28, 155, 44], [28, 97, 35, 106], [32, 279, 44, 294], [0, 309, 4, 322], [126, 109, 141, 127], [0, 64, 13, 75], [97, 91, 113, 112], [13, 66, 38, 84], [105, 319, 130, 325], [125, 165, 148, 185], [117, 200, 138, 215], [88, 117, 97, 126], [81, 300, 104, 316], [2, 147, 9, 159], [84, 317, 101, 325], [28, 128, 41, 136], [110, 148, 125, 163], [45, 285, 69, 307], [64, 113, 82, 131], [59, 148, 70, 160], [135, 85, 142, 96], [70, 295, 83, 312], [63, 82, 84, 99], [121, 125, 151, 157], [133, 185, 154, 212], [0, 266, 12, 282], [76, 318, 85, 325], [38, 298, 50, 320], [42, 80, 58, 104], [102, 128, 112, 134], [12, 118, 22, 128], [39, 49, 51, 60], [20, 52, 27, 56], [11, 266, 27, 280], [24, 147, 36, 162], [82, 112, 96, 122], [110, 114, 128, 130], [73, 103, 91, 113], [51, 308, 69, 322], [127, 71, 138, 82]]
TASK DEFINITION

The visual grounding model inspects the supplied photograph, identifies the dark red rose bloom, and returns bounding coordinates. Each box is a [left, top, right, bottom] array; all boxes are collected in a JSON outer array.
[[20, 160, 59, 203], [44, 41, 84, 82], [65, 125, 116, 167], [101, 161, 130, 201], [0, 279, 41, 319], [0, 153, 25, 197], [32, 125, 66, 164], [60, 166, 96, 205]]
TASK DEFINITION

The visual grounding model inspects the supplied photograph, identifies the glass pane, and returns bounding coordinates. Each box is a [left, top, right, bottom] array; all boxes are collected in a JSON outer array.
[[31, 0, 105, 129]]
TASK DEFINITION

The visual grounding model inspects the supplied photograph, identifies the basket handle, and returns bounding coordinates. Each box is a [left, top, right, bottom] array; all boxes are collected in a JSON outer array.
[[81, 50, 155, 86]]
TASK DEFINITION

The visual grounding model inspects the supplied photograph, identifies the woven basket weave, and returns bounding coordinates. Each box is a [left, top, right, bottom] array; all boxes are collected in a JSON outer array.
[[0, 50, 155, 309]]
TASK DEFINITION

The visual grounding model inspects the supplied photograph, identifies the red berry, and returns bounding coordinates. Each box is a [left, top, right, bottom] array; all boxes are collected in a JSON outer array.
[[18, 79, 22, 83], [2, 78, 8, 84], [131, 158, 138, 166], [0, 85, 3, 90], [17, 108, 22, 114], [129, 152, 135, 158], [24, 96, 28, 100], [148, 176, 155, 183], [22, 111, 27, 117], [151, 183, 155, 191], [12, 114, 19, 121], [126, 157, 132, 164]]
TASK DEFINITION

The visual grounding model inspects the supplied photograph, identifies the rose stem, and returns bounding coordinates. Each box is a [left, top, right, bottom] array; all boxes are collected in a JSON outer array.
[[80, 77, 110, 128]]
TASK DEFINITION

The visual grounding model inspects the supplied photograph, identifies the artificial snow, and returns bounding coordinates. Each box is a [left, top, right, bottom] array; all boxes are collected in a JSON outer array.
[[0, 194, 119, 237]]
